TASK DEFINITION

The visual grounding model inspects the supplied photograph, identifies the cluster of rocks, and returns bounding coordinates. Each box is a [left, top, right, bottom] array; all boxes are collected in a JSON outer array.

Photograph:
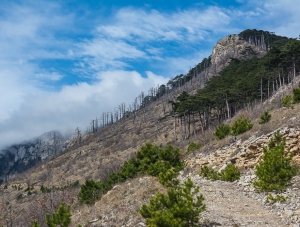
[[186, 126, 300, 172]]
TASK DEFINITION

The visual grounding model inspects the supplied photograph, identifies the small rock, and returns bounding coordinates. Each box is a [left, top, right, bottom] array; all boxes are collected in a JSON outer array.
[[284, 209, 293, 218], [89, 218, 99, 223], [248, 144, 257, 149], [229, 136, 236, 143], [290, 146, 299, 154], [218, 164, 227, 172]]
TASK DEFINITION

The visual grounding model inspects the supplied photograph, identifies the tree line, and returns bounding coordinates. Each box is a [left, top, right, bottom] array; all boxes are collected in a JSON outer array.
[[170, 37, 300, 139]]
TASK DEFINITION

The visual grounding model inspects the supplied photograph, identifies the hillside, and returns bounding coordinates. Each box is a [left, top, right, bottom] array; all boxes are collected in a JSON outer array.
[[1, 29, 300, 227]]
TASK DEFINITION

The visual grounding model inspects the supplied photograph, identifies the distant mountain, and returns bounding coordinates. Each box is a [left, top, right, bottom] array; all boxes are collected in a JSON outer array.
[[0, 130, 70, 184]]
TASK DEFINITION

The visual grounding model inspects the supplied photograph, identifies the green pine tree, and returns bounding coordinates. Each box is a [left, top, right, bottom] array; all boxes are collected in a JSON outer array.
[[293, 85, 300, 103], [46, 203, 71, 227], [32, 220, 40, 227], [79, 179, 103, 204], [258, 111, 271, 124], [214, 123, 231, 140], [231, 117, 253, 136], [139, 178, 205, 227], [254, 131, 299, 191]]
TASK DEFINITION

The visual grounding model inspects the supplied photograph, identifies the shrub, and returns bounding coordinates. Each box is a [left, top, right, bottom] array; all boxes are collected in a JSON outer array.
[[157, 145, 183, 170], [214, 123, 231, 140], [147, 161, 171, 176], [139, 178, 205, 227], [16, 193, 23, 200], [282, 94, 293, 107], [78, 143, 184, 204], [220, 164, 241, 182], [33, 203, 82, 227], [231, 117, 253, 135], [266, 194, 289, 203], [46, 203, 71, 227], [79, 179, 104, 204], [253, 131, 299, 191], [40, 185, 52, 193], [200, 165, 241, 182], [199, 166, 220, 181], [186, 142, 201, 154], [259, 111, 271, 124], [293, 87, 300, 103], [32, 220, 40, 227], [158, 169, 179, 187]]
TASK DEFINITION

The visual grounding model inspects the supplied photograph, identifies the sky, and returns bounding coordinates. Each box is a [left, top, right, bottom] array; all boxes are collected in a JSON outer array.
[[0, 0, 300, 149]]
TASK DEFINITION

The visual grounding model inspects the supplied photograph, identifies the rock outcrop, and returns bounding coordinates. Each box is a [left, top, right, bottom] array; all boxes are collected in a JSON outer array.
[[0, 130, 70, 184], [208, 34, 267, 78], [186, 126, 300, 172]]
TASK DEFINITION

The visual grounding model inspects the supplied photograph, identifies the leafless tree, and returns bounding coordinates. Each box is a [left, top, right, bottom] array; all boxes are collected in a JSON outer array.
[[75, 127, 82, 145]]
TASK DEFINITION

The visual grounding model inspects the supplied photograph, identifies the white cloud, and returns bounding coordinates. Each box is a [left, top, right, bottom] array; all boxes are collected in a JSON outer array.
[[230, 0, 300, 38], [0, 1, 76, 125], [77, 6, 232, 72], [259, 0, 300, 38], [0, 63, 38, 122], [0, 2, 75, 61], [78, 38, 146, 71], [96, 6, 231, 42], [35, 72, 64, 81], [0, 70, 168, 149]]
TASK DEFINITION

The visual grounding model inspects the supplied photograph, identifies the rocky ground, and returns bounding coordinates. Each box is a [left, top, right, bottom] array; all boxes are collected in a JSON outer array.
[[177, 125, 300, 227], [75, 170, 300, 227], [178, 171, 300, 227]]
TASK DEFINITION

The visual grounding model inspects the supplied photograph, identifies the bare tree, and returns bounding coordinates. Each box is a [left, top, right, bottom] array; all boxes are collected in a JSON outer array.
[[75, 127, 82, 145]]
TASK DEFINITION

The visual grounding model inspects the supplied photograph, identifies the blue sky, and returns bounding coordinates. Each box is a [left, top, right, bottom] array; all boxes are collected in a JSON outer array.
[[0, 0, 300, 148]]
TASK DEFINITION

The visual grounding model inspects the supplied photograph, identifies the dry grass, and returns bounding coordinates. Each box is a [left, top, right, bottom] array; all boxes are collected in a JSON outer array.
[[71, 176, 166, 227]]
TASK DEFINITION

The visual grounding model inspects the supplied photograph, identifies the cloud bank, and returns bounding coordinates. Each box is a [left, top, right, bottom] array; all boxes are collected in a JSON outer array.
[[0, 71, 167, 148]]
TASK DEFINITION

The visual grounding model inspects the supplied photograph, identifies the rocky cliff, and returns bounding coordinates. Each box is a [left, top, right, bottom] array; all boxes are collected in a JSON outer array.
[[208, 34, 267, 78], [0, 130, 69, 184]]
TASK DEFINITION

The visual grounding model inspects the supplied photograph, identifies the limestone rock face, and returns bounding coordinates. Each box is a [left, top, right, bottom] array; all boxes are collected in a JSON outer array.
[[185, 126, 300, 172], [208, 34, 267, 78], [0, 130, 70, 184]]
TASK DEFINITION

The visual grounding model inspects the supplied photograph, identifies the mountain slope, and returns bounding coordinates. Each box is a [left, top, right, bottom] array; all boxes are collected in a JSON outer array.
[[1, 29, 300, 227]]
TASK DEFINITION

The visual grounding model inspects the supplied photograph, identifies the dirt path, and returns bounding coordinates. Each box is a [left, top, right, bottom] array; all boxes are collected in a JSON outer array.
[[185, 175, 287, 227]]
